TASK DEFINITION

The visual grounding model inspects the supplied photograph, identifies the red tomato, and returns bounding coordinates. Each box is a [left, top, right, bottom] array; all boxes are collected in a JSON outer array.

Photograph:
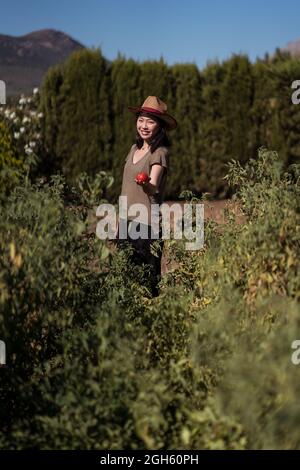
[[135, 172, 150, 184]]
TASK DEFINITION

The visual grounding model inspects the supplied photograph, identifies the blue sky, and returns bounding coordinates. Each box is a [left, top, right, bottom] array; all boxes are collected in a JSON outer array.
[[1, 0, 299, 69]]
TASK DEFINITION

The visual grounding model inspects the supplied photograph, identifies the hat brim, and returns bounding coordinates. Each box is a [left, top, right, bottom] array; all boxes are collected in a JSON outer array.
[[127, 106, 177, 131]]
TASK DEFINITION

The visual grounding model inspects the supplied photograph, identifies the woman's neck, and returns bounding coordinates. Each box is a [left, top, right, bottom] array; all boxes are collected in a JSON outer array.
[[141, 140, 151, 150]]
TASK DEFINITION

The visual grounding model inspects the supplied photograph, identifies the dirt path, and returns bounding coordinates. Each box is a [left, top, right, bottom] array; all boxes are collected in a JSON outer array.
[[87, 199, 245, 275], [164, 199, 245, 225], [160, 199, 245, 274]]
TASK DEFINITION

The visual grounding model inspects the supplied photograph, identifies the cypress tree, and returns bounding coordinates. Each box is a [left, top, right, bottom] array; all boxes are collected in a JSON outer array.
[[109, 55, 142, 202], [169, 63, 202, 197], [40, 64, 65, 175], [197, 60, 228, 196], [267, 58, 300, 166], [219, 54, 255, 163], [39, 50, 300, 200], [56, 48, 110, 183]]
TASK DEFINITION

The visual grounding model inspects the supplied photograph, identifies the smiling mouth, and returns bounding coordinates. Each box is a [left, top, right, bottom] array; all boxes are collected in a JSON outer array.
[[141, 130, 150, 134]]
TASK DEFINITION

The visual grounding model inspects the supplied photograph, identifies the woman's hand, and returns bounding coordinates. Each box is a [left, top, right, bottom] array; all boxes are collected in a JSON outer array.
[[135, 172, 152, 194], [135, 177, 156, 196], [135, 172, 150, 185], [135, 177, 151, 186], [135, 164, 164, 196]]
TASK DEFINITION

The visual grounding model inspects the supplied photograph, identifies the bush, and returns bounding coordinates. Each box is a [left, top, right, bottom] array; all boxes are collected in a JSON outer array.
[[0, 120, 26, 195], [0, 147, 299, 449]]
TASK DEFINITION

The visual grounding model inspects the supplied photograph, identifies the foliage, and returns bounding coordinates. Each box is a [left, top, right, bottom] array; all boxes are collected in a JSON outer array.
[[1, 60, 300, 449], [37, 50, 300, 200], [0, 120, 26, 195], [0, 88, 46, 186]]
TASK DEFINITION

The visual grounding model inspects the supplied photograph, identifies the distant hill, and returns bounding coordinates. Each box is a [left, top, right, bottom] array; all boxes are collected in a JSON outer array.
[[1, 28, 300, 99], [280, 38, 300, 58], [0, 29, 85, 98]]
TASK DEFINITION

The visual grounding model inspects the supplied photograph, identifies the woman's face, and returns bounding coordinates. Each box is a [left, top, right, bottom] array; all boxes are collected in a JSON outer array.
[[136, 113, 160, 141]]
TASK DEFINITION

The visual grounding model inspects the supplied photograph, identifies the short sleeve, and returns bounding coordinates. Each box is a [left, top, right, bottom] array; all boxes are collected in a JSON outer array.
[[149, 147, 169, 173]]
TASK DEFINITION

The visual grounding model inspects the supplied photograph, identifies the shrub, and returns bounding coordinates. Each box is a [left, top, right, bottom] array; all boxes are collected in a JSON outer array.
[[0, 120, 26, 195], [0, 146, 299, 450]]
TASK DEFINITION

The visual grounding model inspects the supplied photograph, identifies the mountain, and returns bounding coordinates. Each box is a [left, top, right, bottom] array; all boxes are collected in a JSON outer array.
[[280, 38, 300, 58], [0, 29, 85, 97]]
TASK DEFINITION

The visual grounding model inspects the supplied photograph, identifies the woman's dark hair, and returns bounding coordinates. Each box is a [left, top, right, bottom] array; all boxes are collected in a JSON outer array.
[[135, 111, 171, 152]]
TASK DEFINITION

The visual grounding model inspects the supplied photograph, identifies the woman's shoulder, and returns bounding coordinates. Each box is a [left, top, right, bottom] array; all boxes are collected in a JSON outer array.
[[152, 145, 170, 155], [148, 145, 170, 170]]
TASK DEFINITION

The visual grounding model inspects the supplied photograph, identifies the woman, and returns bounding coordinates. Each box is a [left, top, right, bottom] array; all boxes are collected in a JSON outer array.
[[115, 96, 177, 297]]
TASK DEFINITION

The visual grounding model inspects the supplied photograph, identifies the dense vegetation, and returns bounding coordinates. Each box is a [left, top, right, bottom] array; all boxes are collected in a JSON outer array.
[[37, 48, 300, 200], [1, 104, 299, 448], [0, 51, 299, 449]]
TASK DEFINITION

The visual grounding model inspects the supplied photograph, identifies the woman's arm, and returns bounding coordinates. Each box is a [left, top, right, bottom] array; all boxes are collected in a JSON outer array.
[[135, 164, 165, 196]]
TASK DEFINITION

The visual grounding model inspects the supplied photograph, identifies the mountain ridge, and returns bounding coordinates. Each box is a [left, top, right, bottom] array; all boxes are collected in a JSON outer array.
[[1, 29, 300, 98], [281, 37, 300, 57], [0, 28, 85, 97]]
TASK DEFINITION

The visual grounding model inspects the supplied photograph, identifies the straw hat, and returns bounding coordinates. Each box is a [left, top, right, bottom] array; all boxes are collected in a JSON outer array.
[[127, 96, 177, 131]]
